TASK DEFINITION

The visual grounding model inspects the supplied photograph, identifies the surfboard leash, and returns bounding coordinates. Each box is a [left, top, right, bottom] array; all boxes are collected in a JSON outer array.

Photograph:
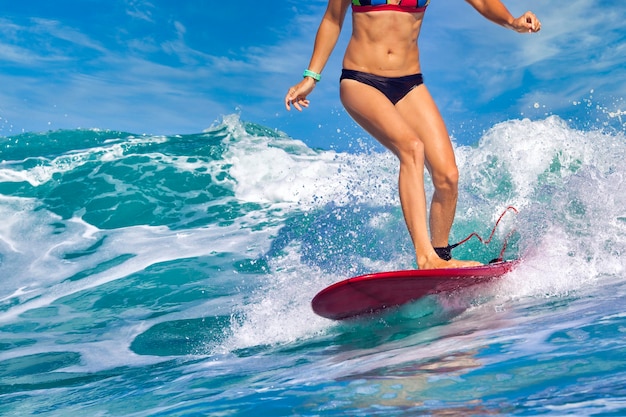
[[444, 206, 519, 263]]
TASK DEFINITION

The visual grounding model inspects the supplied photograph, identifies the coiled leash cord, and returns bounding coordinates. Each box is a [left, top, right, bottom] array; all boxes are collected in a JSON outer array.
[[434, 206, 518, 263]]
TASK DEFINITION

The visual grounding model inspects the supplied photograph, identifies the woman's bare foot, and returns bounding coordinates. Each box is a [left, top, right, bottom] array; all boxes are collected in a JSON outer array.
[[446, 258, 483, 268], [418, 252, 482, 270]]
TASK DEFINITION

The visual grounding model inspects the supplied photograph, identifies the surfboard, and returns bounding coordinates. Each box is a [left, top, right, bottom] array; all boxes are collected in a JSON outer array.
[[312, 260, 519, 320]]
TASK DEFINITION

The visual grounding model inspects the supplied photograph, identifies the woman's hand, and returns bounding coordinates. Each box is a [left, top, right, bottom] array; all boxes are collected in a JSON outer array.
[[464, 0, 541, 34], [511, 11, 541, 33], [285, 77, 317, 111]]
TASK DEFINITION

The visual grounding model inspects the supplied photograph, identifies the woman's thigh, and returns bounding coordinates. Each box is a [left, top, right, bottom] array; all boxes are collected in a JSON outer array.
[[340, 79, 422, 159], [395, 85, 457, 177]]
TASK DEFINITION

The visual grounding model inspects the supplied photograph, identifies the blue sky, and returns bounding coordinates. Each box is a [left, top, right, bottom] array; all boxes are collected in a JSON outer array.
[[1, 0, 625, 149]]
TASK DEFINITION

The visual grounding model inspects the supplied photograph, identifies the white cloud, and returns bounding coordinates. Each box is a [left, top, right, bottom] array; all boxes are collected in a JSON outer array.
[[125, 0, 156, 22], [0, 17, 107, 69], [30, 17, 107, 53], [1, 0, 624, 140], [417, 0, 626, 121]]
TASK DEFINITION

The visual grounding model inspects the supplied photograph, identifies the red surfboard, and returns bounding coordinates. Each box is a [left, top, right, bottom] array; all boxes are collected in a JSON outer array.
[[312, 260, 519, 320]]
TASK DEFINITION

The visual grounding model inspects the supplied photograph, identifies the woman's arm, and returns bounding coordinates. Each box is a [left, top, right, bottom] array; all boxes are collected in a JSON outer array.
[[285, 0, 351, 111], [465, 0, 541, 33]]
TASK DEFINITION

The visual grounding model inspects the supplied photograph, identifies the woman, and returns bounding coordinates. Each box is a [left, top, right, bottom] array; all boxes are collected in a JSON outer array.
[[284, 0, 541, 269]]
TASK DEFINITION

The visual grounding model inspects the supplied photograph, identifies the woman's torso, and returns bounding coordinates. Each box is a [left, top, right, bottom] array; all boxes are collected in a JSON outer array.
[[343, 1, 426, 76]]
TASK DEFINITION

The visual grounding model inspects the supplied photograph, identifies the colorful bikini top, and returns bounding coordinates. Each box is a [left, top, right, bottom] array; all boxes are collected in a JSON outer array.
[[352, 0, 430, 13]]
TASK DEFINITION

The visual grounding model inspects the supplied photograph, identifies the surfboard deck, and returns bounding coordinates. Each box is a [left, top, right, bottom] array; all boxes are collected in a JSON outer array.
[[312, 260, 519, 320]]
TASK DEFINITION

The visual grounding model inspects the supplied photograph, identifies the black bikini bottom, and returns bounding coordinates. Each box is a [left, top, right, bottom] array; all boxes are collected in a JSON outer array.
[[340, 69, 424, 105]]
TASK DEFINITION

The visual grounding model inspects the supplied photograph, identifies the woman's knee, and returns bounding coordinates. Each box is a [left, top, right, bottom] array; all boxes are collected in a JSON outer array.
[[432, 165, 459, 195], [397, 138, 425, 165]]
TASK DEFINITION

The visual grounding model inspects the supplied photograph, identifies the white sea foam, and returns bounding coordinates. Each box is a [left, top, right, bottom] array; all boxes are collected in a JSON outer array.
[[0, 197, 275, 324], [217, 116, 626, 353], [0, 134, 167, 186], [2, 115, 625, 366], [219, 115, 398, 209]]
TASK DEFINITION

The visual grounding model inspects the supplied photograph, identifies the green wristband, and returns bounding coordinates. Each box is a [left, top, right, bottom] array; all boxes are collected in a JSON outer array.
[[303, 69, 321, 82]]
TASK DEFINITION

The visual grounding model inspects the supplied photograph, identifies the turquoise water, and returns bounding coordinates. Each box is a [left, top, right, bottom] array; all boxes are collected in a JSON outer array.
[[1, 114, 626, 416]]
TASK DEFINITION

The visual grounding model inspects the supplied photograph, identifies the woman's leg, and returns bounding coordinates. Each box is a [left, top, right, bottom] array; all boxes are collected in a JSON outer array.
[[395, 84, 460, 251], [340, 79, 480, 268], [341, 79, 452, 269]]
